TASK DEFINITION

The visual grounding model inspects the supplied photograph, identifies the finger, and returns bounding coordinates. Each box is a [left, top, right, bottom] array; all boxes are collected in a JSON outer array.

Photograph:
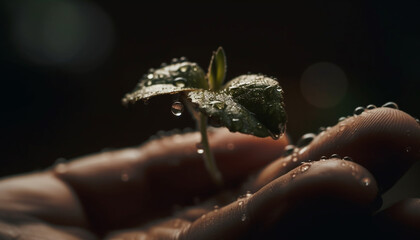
[[374, 198, 420, 238], [249, 107, 420, 193], [179, 159, 378, 239], [54, 128, 289, 232]]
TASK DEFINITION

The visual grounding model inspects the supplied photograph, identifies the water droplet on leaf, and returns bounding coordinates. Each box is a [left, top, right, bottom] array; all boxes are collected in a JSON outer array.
[[174, 77, 186, 87], [300, 164, 311, 172], [171, 101, 184, 116]]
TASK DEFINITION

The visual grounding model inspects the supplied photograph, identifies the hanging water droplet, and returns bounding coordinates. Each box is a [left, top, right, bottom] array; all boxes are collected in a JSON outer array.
[[121, 173, 130, 182], [330, 154, 341, 159], [338, 116, 346, 122], [174, 77, 186, 87], [241, 214, 247, 222], [353, 106, 365, 116], [196, 143, 204, 154], [296, 133, 316, 147], [171, 101, 184, 116], [282, 145, 295, 157], [361, 177, 371, 186], [300, 164, 310, 172], [343, 156, 353, 161], [382, 102, 398, 109], [366, 104, 376, 110]]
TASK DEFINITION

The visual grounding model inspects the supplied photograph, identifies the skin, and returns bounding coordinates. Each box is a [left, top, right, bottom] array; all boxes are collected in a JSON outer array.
[[0, 107, 419, 239]]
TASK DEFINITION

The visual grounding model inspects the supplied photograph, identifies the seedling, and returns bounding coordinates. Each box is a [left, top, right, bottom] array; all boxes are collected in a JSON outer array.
[[122, 47, 287, 186]]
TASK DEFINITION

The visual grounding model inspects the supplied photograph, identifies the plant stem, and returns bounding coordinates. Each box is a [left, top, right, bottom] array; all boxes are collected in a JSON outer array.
[[198, 113, 223, 186]]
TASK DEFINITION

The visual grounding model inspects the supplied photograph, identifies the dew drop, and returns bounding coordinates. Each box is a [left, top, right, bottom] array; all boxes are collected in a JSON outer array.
[[366, 104, 376, 110], [343, 156, 353, 161], [382, 102, 398, 109], [361, 177, 371, 186], [121, 173, 130, 182], [282, 145, 295, 157], [300, 164, 310, 172], [147, 73, 154, 79], [174, 77, 186, 87], [171, 101, 184, 116], [353, 106, 365, 116], [296, 133, 316, 147], [241, 214, 247, 222], [330, 153, 341, 159], [196, 143, 204, 154]]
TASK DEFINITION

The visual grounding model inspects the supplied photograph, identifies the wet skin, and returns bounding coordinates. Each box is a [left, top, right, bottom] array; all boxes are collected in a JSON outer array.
[[0, 107, 419, 239]]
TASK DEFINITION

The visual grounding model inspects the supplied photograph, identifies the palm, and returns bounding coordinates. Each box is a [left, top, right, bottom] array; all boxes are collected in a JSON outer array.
[[0, 108, 419, 239]]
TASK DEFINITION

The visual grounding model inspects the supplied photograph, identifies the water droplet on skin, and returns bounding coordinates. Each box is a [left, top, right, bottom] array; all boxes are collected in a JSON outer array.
[[353, 106, 365, 116], [343, 156, 353, 161], [382, 102, 399, 109], [366, 104, 376, 110], [405, 146, 412, 153], [227, 143, 235, 150], [320, 156, 327, 161], [361, 177, 371, 186], [300, 164, 311, 172], [339, 123, 346, 132], [283, 145, 295, 157], [196, 143, 204, 154], [238, 201, 243, 206], [338, 117, 346, 122], [121, 173, 129, 182], [296, 133, 316, 147], [330, 154, 341, 159], [292, 173, 297, 178], [282, 162, 287, 167], [241, 214, 247, 222], [174, 77, 186, 87], [171, 101, 184, 116]]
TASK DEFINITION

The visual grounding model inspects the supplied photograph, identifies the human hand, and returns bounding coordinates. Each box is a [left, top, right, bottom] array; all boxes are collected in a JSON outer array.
[[0, 107, 419, 239]]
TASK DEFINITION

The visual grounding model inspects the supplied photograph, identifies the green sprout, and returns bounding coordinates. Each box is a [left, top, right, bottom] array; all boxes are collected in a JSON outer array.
[[122, 47, 287, 186]]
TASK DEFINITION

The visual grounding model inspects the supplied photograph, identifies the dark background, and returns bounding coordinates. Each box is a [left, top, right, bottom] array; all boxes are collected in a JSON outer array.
[[1, 0, 419, 205]]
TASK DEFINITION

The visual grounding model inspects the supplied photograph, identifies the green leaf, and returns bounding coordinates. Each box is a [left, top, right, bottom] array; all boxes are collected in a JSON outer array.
[[187, 74, 287, 139], [122, 61, 207, 104], [207, 47, 226, 91]]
